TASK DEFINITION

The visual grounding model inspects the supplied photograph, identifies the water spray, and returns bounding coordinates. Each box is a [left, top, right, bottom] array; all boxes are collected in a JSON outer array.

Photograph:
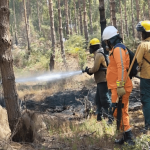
[[16, 70, 83, 83]]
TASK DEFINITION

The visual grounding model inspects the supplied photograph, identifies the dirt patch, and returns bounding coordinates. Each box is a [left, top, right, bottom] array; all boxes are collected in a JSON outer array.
[[0, 106, 11, 139]]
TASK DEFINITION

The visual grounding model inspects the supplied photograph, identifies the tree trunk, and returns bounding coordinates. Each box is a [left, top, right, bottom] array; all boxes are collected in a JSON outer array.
[[83, 0, 89, 42], [119, 0, 124, 40], [58, 0, 67, 69], [148, 0, 150, 19], [136, 0, 140, 39], [111, 0, 116, 27], [131, 0, 135, 37], [99, 0, 108, 54], [109, 0, 112, 25], [88, 0, 93, 34], [0, 0, 21, 131], [49, 0, 56, 71], [37, 0, 41, 32], [124, 0, 129, 37], [78, 0, 83, 35], [69, 9, 73, 35], [23, 0, 30, 53], [0, 0, 35, 142], [27, 0, 31, 38], [77, 9, 80, 34], [12, 0, 18, 45], [74, 1, 77, 34], [142, 1, 146, 20], [64, 0, 70, 38]]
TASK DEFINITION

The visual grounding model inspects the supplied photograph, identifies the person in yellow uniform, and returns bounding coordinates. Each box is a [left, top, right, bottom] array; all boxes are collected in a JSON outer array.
[[84, 38, 112, 123], [136, 21, 150, 133]]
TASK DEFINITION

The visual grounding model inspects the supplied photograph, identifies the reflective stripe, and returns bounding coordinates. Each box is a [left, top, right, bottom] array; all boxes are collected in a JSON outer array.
[[119, 47, 124, 80]]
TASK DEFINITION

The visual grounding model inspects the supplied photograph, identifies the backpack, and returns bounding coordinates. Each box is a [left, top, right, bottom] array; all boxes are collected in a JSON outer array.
[[114, 43, 139, 79], [98, 51, 109, 71]]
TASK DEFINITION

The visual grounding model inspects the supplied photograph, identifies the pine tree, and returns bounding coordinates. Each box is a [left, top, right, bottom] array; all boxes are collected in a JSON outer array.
[[83, 0, 89, 42], [49, 0, 56, 71], [58, 0, 67, 69], [23, 0, 30, 53]]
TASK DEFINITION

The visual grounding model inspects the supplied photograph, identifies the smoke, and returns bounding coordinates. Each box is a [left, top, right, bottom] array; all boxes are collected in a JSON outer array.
[[16, 70, 82, 83]]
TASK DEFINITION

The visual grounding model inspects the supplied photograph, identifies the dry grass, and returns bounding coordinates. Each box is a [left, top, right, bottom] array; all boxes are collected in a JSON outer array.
[[40, 110, 150, 150]]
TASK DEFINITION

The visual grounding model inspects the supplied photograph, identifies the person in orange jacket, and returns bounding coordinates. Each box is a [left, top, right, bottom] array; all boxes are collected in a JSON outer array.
[[102, 26, 135, 145]]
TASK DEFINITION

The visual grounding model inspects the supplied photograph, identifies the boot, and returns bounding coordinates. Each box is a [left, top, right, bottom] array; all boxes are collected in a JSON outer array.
[[115, 134, 125, 145], [124, 130, 135, 146], [97, 113, 102, 121], [115, 130, 135, 146]]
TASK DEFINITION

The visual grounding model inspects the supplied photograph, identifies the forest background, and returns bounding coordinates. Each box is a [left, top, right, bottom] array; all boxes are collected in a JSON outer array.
[[9, 0, 149, 75]]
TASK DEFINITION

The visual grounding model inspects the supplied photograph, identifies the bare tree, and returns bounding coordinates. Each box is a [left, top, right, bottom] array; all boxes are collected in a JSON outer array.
[[64, 0, 70, 38], [111, 0, 116, 27], [23, 0, 30, 53], [27, 0, 31, 37], [119, 0, 124, 40], [69, 9, 73, 35], [136, 0, 140, 39], [58, 0, 67, 69], [37, 0, 41, 32], [131, 0, 135, 37], [12, 0, 18, 45], [99, 0, 108, 54], [0, 0, 35, 142], [148, 0, 150, 19], [88, 0, 93, 34], [124, 0, 129, 37], [109, 0, 112, 25], [78, 0, 83, 35], [83, 0, 89, 42], [49, 0, 56, 71], [74, 1, 77, 34]]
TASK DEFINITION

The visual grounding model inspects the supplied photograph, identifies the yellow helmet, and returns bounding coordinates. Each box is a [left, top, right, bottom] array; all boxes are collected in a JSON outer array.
[[89, 38, 100, 46], [136, 20, 150, 32]]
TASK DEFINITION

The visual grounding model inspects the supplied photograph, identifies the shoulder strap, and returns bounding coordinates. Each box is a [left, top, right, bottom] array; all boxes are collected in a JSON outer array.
[[143, 57, 150, 64]]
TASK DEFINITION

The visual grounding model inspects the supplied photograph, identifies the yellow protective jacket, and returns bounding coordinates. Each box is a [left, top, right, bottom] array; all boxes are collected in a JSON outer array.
[[106, 47, 132, 92], [89, 50, 107, 83], [136, 37, 150, 79]]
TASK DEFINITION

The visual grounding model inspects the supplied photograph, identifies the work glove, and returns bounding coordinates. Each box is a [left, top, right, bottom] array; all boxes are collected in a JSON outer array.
[[116, 81, 126, 96], [84, 66, 93, 75]]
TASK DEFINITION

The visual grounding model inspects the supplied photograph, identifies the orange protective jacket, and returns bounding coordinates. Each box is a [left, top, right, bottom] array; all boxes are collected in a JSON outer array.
[[106, 47, 132, 92]]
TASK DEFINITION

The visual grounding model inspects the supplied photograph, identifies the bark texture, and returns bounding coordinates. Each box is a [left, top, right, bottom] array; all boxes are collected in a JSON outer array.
[[99, 0, 108, 54], [78, 0, 83, 35], [12, 0, 18, 45], [136, 0, 140, 39], [58, 0, 67, 69], [88, 0, 93, 34], [23, 0, 30, 53], [124, 0, 128, 37], [74, 1, 77, 34], [148, 0, 150, 19], [109, 0, 112, 25], [37, 0, 41, 32], [49, 0, 56, 71], [111, 0, 116, 27], [83, 0, 89, 42], [119, 0, 124, 40], [131, 0, 135, 37], [64, 0, 70, 37]]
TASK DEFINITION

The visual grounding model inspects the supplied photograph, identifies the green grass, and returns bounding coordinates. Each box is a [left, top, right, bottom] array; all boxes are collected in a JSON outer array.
[[46, 116, 150, 150]]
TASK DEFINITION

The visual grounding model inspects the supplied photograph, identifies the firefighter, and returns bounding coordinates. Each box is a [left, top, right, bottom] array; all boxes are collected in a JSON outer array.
[[84, 38, 112, 123], [136, 21, 150, 133], [102, 26, 135, 145]]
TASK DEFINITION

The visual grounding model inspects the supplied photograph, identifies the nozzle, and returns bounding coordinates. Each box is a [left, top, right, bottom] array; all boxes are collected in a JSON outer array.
[[82, 69, 85, 73]]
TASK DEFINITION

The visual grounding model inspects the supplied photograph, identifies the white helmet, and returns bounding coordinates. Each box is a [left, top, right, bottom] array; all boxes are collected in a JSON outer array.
[[102, 26, 119, 41]]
